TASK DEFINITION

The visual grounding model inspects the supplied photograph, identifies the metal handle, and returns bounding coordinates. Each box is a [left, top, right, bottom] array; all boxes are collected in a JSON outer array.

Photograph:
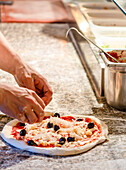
[[66, 27, 119, 63]]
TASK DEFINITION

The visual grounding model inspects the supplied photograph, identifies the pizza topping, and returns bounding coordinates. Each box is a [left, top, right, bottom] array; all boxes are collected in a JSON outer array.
[[67, 137, 75, 142], [11, 115, 103, 148], [49, 117, 71, 128], [19, 122, 25, 126], [86, 130, 92, 136], [87, 122, 95, 129], [59, 137, 66, 145], [76, 118, 83, 121], [61, 116, 76, 121], [47, 122, 53, 128], [27, 140, 38, 146], [20, 129, 26, 136], [54, 113, 60, 118], [54, 125, 60, 132]]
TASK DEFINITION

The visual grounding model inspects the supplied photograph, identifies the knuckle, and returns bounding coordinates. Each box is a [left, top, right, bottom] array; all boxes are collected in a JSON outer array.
[[25, 96, 35, 104], [25, 97, 33, 104], [26, 88, 35, 95], [25, 88, 32, 94]]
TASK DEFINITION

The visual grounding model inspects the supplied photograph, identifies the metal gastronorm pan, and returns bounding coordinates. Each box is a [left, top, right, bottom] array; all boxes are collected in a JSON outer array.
[[101, 51, 126, 110]]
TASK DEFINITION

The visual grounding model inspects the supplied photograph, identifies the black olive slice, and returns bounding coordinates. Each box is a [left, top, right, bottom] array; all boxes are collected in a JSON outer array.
[[19, 122, 25, 126], [27, 140, 38, 146], [20, 129, 26, 136], [47, 122, 53, 128], [54, 113, 60, 118], [67, 137, 75, 142], [76, 118, 83, 121], [59, 137, 66, 145], [54, 125, 60, 131], [87, 122, 95, 129]]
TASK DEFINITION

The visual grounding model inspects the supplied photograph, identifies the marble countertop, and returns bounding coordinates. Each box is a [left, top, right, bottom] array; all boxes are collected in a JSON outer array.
[[0, 23, 126, 170]]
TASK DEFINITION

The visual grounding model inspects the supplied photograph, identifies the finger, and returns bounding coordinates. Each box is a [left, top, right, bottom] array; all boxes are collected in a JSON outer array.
[[42, 95, 52, 106], [36, 86, 53, 105], [32, 105, 45, 122], [18, 112, 28, 123], [7, 103, 28, 123], [32, 92, 46, 109], [25, 108, 38, 124], [41, 83, 53, 105], [34, 77, 53, 99]]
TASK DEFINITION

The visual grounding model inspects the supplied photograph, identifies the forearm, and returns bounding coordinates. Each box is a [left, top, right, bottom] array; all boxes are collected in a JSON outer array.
[[0, 31, 24, 75]]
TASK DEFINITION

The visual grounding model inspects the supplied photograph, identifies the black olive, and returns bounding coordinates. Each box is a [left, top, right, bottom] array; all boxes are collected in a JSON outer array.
[[47, 122, 53, 128], [88, 122, 95, 129], [67, 137, 75, 142], [59, 137, 66, 145], [77, 118, 83, 121], [27, 140, 38, 146], [54, 113, 60, 118], [19, 122, 25, 126], [20, 129, 26, 136], [54, 125, 60, 131]]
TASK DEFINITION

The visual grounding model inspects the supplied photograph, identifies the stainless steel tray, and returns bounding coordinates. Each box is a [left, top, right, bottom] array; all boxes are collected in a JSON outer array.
[[101, 51, 126, 110]]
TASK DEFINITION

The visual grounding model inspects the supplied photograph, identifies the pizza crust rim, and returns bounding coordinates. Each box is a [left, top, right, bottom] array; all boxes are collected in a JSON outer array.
[[1, 112, 108, 156]]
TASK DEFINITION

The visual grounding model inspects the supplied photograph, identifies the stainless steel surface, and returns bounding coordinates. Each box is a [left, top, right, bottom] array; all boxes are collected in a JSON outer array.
[[68, 25, 106, 99], [69, 3, 106, 99], [102, 52, 126, 110]]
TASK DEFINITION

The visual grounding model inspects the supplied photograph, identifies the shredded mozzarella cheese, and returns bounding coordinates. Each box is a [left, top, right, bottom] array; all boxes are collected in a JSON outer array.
[[15, 116, 101, 148]]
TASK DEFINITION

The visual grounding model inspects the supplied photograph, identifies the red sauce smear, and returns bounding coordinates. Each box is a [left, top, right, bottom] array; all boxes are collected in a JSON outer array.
[[61, 116, 76, 121], [43, 116, 50, 120], [85, 117, 92, 123], [11, 122, 25, 139]]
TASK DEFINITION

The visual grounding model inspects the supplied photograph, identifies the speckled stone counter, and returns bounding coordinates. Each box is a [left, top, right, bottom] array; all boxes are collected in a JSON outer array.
[[0, 23, 126, 170]]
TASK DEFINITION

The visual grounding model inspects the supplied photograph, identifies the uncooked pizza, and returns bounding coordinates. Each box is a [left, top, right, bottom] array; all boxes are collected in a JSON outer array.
[[1, 112, 108, 156]]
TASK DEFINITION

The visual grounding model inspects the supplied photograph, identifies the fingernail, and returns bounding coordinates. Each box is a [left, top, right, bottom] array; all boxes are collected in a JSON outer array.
[[40, 112, 43, 116]]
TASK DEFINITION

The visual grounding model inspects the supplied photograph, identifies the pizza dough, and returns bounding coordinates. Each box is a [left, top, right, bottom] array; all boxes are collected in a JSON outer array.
[[1, 112, 108, 156]]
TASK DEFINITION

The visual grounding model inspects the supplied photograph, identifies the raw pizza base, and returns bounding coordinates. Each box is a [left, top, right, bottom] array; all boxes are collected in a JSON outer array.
[[1, 112, 108, 156]]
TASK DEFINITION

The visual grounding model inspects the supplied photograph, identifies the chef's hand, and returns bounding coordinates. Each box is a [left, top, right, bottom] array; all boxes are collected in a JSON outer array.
[[0, 84, 45, 124], [14, 63, 53, 106]]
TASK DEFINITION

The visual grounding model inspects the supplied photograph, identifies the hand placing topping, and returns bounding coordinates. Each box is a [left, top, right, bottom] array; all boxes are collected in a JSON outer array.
[[87, 122, 95, 129], [59, 137, 66, 145], [0, 84, 45, 124], [20, 129, 26, 136], [54, 113, 60, 118], [54, 125, 60, 132], [47, 122, 53, 128]]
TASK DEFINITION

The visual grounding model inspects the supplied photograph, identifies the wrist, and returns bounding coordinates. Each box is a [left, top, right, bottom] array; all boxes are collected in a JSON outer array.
[[10, 53, 25, 76]]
